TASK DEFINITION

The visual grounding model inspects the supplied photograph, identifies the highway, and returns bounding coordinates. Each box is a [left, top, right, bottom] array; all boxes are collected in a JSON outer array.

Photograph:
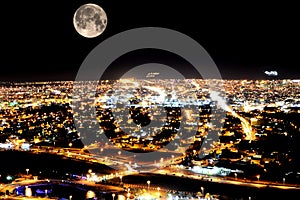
[[153, 167, 300, 190], [2, 146, 300, 200], [4, 146, 300, 191]]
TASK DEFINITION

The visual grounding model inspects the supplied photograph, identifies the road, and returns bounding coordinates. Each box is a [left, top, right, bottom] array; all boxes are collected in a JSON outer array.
[[153, 167, 300, 190], [3, 147, 300, 192]]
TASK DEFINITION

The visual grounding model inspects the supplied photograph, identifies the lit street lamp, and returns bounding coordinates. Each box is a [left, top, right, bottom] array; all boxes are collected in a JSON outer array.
[[26, 168, 29, 175], [147, 180, 151, 191], [69, 195, 72, 200], [160, 157, 164, 163], [283, 177, 285, 184], [112, 193, 115, 200], [157, 187, 160, 198], [234, 173, 237, 180], [157, 187, 160, 192], [127, 192, 130, 200], [200, 187, 204, 196], [256, 175, 260, 182], [120, 175, 123, 184]]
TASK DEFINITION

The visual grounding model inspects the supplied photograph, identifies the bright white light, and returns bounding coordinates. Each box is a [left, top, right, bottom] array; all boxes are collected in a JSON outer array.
[[264, 71, 278, 76]]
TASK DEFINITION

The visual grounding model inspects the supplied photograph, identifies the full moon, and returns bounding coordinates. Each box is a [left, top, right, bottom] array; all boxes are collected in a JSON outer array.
[[73, 3, 107, 38]]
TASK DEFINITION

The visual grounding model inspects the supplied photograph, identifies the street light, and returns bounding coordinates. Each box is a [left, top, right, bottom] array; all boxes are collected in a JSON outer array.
[[283, 177, 285, 184], [234, 173, 237, 180], [157, 187, 160, 198], [200, 187, 204, 196], [69, 195, 72, 200], [45, 189, 48, 197], [147, 180, 151, 191], [256, 175, 260, 182], [26, 168, 29, 175], [112, 193, 115, 200], [118, 151, 122, 156], [127, 192, 130, 200], [120, 175, 123, 184]]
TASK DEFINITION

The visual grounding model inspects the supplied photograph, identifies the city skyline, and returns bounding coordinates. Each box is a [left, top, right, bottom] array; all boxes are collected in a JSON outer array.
[[0, 1, 300, 81], [1, 79, 300, 199]]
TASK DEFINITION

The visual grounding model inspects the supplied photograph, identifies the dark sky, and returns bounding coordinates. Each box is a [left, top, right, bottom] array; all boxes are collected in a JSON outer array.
[[0, 1, 299, 81]]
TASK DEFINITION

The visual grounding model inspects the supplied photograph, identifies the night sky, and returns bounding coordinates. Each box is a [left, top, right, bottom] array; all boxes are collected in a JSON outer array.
[[0, 1, 299, 81]]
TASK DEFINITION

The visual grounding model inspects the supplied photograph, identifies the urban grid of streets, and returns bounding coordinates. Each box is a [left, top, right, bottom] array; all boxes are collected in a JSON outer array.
[[1, 79, 300, 199]]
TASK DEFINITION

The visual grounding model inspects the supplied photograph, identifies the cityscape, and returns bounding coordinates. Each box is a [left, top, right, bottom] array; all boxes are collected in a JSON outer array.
[[1, 78, 300, 199], [1, 0, 299, 199]]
